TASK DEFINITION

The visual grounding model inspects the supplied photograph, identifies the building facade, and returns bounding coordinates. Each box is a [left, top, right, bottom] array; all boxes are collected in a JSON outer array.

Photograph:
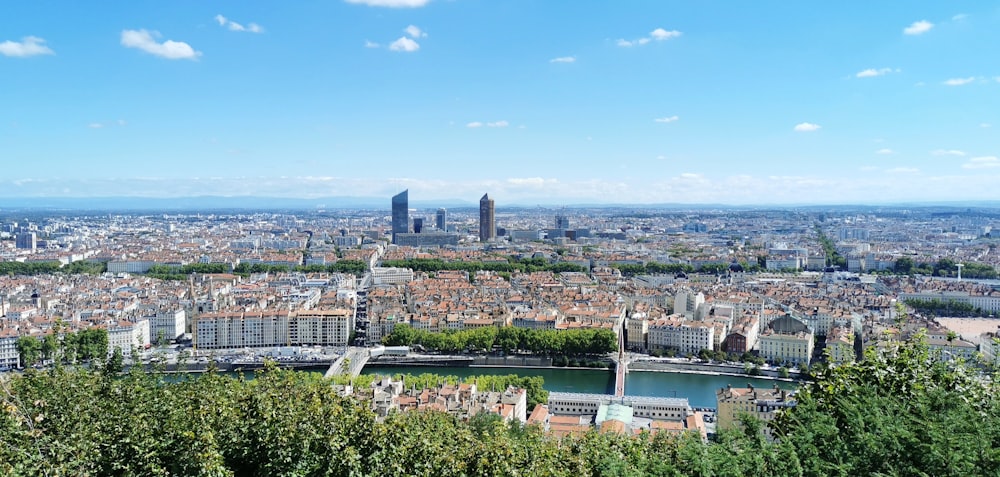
[[391, 190, 409, 244], [479, 194, 495, 242]]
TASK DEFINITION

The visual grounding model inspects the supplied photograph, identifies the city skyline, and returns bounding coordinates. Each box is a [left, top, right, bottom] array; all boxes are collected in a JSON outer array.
[[2, 2, 1000, 205]]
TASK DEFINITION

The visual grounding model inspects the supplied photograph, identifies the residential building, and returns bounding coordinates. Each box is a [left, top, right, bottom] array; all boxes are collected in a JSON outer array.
[[647, 314, 715, 355], [108, 319, 151, 357], [150, 308, 186, 343], [716, 383, 795, 435]]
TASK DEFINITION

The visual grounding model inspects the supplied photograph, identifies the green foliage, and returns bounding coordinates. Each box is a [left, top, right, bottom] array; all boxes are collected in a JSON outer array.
[[61, 260, 108, 275], [14, 328, 109, 367], [380, 257, 587, 275], [0, 261, 62, 276], [773, 336, 1000, 476], [3, 338, 1000, 476], [905, 298, 988, 317], [383, 324, 617, 356]]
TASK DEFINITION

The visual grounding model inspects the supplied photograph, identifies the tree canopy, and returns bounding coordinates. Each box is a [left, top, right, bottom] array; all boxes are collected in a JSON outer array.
[[2, 337, 999, 476]]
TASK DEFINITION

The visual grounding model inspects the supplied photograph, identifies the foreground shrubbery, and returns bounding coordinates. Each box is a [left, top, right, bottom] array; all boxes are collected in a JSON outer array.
[[2, 337, 999, 476]]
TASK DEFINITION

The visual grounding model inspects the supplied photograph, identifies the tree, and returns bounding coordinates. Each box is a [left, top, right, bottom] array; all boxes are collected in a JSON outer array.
[[15, 336, 42, 367], [893, 257, 914, 274]]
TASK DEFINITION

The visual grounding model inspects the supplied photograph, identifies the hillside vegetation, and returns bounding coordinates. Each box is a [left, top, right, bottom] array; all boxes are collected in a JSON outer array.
[[1, 337, 997, 476]]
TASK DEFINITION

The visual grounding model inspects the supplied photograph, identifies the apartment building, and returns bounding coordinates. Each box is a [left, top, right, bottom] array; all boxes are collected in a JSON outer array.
[[647, 314, 715, 355], [716, 383, 795, 435], [108, 319, 151, 357]]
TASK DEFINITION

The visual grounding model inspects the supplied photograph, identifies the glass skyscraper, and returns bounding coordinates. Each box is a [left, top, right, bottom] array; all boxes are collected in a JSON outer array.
[[391, 190, 408, 244]]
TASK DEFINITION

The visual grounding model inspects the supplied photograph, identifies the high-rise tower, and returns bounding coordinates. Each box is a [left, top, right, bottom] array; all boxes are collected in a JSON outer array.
[[479, 193, 495, 242], [436, 208, 447, 232], [391, 190, 408, 244]]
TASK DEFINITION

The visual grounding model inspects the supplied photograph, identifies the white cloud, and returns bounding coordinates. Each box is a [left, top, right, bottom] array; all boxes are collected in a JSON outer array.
[[793, 122, 821, 132], [904, 20, 934, 35], [549, 56, 576, 63], [943, 77, 976, 86], [214, 14, 263, 33], [389, 36, 420, 52], [404, 25, 426, 38], [887, 167, 920, 174], [0, 36, 54, 57], [876, 148, 894, 155], [982, 123, 992, 128], [931, 149, 966, 157], [466, 120, 508, 128], [344, 0, 430, 6], [962, 156, 1000, 169], [952, 14, 968, 21], [650, 28, 682, 40], [364, 40, 380, 48], [617, 28, 679, 47], [121, 29, 201, 60], [856, 67, 898, 78], [88, 123, 104, 129], [654, 116, 679, 123], [506, 177, 556, 188]]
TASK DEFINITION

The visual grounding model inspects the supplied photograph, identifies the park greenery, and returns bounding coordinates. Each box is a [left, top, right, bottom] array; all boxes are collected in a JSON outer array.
[[903, 298, 992, 318], [2, 337, 998, 475], [0, 260, 107, 276], [815, 228, 847, 270], [145, 260, 370, 280], [379, 257, 587, 275], [382, 324, 617, 356]]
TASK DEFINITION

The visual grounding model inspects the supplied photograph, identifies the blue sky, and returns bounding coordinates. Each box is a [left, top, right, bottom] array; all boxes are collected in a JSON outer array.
[[2, 1, 999, 205]]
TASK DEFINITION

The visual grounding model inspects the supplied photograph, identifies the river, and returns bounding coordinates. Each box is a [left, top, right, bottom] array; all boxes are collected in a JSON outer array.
[[363, 365, 799, 409]]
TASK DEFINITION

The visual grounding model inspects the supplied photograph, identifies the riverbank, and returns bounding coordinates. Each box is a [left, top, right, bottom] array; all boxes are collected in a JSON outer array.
[[628, 359, 804, 381]]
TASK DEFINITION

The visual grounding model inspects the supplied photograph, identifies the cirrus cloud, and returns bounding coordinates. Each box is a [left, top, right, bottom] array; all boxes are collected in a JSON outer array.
[[215, 14, 263, 33], [550, 56, 575, 63], [654, 116, 679, 123], [793, 122, 821, 132], [121, 29, 201, 60]]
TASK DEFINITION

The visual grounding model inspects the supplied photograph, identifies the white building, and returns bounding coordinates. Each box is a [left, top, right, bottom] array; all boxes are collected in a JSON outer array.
[[647, 314, 715, 355], [371, 267, 414, 285], [194, 309, 354, 350], [547, 392, 692, 422], [0, 328, 19, 368], [108, 319, 151, 357], [759, 329, 814, 366], [150, 308, 186, 343]]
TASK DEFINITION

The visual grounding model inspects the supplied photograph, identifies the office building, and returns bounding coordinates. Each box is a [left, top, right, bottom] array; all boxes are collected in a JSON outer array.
[[15, 232, 36, 251], [436, 208, 447, 231], [555, 215, 570, 230], [479, 193, 495, 242], [413, 217, 424, 234], [391, 190, 408, 244]]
